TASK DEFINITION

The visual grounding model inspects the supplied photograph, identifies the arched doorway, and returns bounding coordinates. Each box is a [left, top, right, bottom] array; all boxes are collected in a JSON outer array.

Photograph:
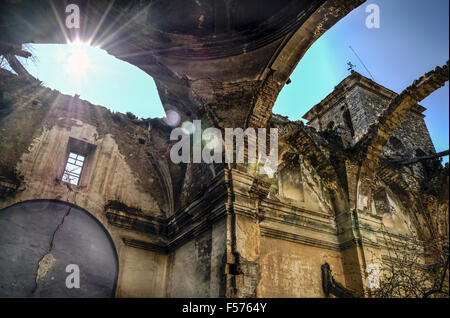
[[0, 200, 118, 297]]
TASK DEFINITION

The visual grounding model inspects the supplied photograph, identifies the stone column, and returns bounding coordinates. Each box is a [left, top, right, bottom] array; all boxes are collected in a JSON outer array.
[[224, 169, 268, 297]]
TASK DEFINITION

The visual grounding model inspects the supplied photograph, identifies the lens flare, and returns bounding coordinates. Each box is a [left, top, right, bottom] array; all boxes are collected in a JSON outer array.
[[66, 40, 91, 78], [163, 110, 181, 127]]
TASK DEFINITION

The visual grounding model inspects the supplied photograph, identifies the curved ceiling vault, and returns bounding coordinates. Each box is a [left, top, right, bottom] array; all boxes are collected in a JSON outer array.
[[0, 0, 365, 128]]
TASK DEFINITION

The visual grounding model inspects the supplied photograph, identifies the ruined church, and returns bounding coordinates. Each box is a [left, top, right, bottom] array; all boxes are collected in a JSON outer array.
[[0, 0, 448, 298]]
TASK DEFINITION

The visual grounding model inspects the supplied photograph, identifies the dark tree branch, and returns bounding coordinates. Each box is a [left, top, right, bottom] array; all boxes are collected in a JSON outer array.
[[4, 54, 34, 79], [395, 150, 449, 166], [423, 256, 449, 298], [14, 49, 32, 58]]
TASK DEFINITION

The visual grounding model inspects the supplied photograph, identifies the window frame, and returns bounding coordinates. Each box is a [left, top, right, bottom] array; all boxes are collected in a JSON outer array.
[[61, 152, 86, 186]]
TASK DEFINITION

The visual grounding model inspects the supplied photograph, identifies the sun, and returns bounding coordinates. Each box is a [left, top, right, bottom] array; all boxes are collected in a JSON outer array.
[[66, 40, 91, 78]]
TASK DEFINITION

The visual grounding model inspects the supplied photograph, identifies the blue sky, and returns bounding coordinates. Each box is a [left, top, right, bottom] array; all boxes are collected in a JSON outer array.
[[17, 42, 166, 119], [11, 0, 449, 161]]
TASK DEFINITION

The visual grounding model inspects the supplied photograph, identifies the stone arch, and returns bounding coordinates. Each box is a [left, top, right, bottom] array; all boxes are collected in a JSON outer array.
[[0, 199, 119, 297], [342, 108, 355, 137], [355, 61, 449, 213], [245, 0, 365, 128]]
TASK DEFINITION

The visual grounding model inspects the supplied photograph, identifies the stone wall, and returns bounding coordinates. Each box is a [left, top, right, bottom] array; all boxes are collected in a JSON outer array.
[[304, 71, 435, 156]]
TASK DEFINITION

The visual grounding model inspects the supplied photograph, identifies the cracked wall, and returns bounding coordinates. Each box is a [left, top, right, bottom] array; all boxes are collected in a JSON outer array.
[[0, 70, 173, 297], [0, 200, 118, 297], [0, 50, 447, 299]]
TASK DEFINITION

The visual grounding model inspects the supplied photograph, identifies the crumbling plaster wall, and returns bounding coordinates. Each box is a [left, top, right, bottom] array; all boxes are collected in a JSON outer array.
[[277, 159, 334, 214], [0, 60, 446, 298], [0, 70, 173, 215], [5, 0, 443, 298], [0, 71, 174, 297], [372, 181, 417, 236], [166, 219, 227, 298], [0, 70, 234, 298], [14, 124, 162, 216], [258, 237, 345, 297], [178, 162, 217, 209], [116, 246, 168, 297]]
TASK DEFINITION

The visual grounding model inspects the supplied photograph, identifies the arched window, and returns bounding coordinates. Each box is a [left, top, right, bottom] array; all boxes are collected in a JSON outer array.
[[415, 148, 426, 157], [342, 109, 354, 137]]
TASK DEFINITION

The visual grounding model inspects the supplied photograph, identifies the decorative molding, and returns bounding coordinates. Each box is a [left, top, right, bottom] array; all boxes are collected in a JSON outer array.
[[261, 227, 341, 251], [122, 238, 167, 254], [0, 176, 19, 197]]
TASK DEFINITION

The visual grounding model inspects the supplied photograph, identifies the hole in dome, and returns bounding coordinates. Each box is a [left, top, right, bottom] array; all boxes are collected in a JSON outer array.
[[11, 42, 166, 119]]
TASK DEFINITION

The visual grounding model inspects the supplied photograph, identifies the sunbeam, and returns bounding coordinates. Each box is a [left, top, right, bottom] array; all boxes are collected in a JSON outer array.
[[9, 42, 165, 119]]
